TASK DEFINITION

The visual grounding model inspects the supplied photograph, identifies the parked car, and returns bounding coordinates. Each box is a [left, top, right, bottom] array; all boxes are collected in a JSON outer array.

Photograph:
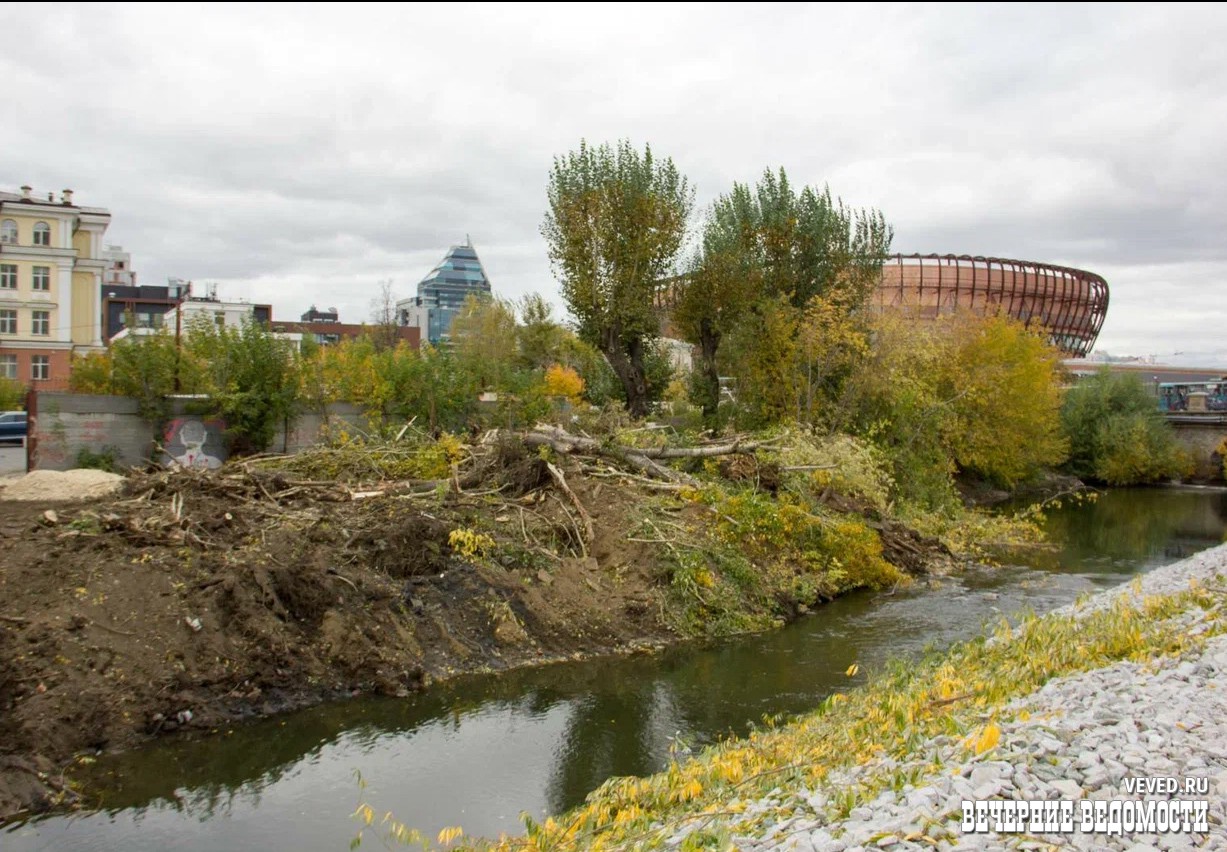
[[0, 411, 27, 445]]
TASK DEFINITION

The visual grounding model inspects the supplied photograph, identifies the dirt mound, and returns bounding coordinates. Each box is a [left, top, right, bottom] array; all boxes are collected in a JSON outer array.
[[0, 462, 677, 821], [0, 434, 954, 822], [0, 469, 125, 502]]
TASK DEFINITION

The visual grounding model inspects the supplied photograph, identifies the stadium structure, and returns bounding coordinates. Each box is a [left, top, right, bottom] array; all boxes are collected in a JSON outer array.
[[655, 253, 1110, 358], [873, 253, 1109, 357]]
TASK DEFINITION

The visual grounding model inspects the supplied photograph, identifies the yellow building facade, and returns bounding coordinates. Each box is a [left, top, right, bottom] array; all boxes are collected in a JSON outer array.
[[0, 185, 109, 389]]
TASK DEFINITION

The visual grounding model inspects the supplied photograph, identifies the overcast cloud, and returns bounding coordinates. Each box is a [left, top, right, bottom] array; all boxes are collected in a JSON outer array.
[[3, 3, 1225, 361]]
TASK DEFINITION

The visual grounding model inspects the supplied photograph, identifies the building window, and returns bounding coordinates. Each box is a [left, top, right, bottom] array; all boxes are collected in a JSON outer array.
[[32, 266, 50, 291], [0, 354, 15, 379], [31, 355, 50, 381], [32, 310, 50, 336], [0, 310, 15, 334], [0, 220, 16, 244], [33, 222, 51, 246], [0, 264, 15, 290]]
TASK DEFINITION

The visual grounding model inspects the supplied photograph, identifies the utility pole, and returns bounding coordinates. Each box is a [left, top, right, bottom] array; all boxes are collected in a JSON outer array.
[[174, 285, 186, 392]]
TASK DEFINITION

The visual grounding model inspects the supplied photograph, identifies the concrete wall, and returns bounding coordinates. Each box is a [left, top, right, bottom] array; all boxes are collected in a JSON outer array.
[[274, 403, 368, 455], [1169, 417, 1227, 482], [29, 393, 154, 471], [27, 393, 375, 472]]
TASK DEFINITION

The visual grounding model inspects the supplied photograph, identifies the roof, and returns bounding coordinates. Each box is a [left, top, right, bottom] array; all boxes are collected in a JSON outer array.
[[1063, 360, 1227, 383], [418, 243, 491, 292], [0, 189, 109, 217]]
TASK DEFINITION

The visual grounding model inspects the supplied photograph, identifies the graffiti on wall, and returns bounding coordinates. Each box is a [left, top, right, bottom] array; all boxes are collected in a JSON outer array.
[[161, 417, 226, 470]]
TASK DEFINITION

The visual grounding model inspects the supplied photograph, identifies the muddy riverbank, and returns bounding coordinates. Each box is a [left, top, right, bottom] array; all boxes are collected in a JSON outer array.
[[0, 453, 946, 822]]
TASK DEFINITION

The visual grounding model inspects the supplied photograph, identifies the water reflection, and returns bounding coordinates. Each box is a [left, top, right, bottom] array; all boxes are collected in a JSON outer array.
[[1042, 487, 1227, 570], [6, 487, 1225, 851]]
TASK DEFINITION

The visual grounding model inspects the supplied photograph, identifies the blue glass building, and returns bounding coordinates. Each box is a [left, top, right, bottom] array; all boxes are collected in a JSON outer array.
[[398, 241, 492, 345]]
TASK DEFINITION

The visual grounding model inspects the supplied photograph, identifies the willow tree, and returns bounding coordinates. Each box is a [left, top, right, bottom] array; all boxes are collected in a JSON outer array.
[[542, 140, 693, 417], [680, 168, 893, 423], [449, 293, 518, 389], [516, 293, 568, 370], [672, 183, 759, 419]]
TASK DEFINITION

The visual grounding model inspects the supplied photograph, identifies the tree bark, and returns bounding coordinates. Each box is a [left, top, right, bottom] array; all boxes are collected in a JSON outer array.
[[523, 426, 694, 485], [601, 326, 650, 418], [637, 439, 779, 458], [698, 318, 722, 420]]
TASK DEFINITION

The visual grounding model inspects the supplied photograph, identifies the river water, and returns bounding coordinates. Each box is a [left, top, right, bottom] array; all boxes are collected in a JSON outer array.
[[6, 487, 1226, 851]]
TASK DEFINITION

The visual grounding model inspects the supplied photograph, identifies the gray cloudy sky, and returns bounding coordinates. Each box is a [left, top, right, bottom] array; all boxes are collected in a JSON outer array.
[[4, 3, 1226, 361]]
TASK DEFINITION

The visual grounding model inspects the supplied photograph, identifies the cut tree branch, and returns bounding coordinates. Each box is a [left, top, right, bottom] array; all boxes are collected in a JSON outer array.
[[524, 425, 696, 485], [545, 462, 594, 546]]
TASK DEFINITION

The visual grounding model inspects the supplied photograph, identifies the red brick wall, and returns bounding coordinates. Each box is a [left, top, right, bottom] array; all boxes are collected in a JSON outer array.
[[0, 346, 73, 391], [272, 322, 422, 349]]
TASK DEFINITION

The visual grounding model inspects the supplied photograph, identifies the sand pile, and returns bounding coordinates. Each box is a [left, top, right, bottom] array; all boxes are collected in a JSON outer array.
[[0, 469, 125, 502]]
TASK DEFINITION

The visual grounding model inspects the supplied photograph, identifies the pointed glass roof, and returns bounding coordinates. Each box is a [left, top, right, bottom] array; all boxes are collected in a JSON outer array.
[[417, 242, 491, 295]]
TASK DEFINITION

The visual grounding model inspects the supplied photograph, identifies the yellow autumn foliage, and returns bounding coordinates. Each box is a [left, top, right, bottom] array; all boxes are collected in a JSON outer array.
[[543, 364, 585, 402], [356, 579, 1218, 851], [969, 722, 1001, 755]]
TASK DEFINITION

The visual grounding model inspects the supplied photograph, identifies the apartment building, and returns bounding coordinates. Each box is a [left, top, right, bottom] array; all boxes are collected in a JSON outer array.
[[271, 304, 421, 349], [102, 244, 136, 287], [110, 282, 272, 341], [0, 185, 109, 388], [102, 279, 191, 341]]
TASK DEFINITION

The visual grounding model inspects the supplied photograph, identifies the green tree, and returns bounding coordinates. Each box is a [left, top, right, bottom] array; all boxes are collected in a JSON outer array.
[[566, 338, 621, 406], [542, 139, 693, 417], [673, 183, 759, 418], [185, 318, 301, 454], [797, 293, 871, 426], [725, 294, 802, 428], [938, 314, 1068, 487], [68, 328, 210, 426], [516, 293, 568, 370], [0, 377, 23, 411], [450, 293, 518, 389], [840, 312, 957, 508], [392, 345, 478, 434], [68, 352, 114, 395], [641, 337, 676, 407], [1060, 369, 1190, 485], [746, 169, 893, 310], [678, 169, 892, 422]]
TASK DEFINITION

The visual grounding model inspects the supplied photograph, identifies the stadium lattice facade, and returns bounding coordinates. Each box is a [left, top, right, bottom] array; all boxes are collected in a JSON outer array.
[[874, 253, 1108, 357]]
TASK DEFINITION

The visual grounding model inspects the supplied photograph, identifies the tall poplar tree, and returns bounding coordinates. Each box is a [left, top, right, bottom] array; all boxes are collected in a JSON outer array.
[[542, 140, 693, 417], [677, 168, 893, 421]]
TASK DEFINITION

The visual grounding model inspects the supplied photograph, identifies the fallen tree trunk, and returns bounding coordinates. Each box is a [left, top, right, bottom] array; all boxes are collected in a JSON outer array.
[[524, 426, 696, 485], [522, 427, 784, 486], [636, 438, 783, 459]]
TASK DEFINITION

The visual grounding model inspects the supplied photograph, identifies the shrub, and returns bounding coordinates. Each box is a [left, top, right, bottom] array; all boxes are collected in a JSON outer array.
[[774, 430, 894, 512], [838, 312, 1068, 505], [1061, 369, 1191, 484], [543, 364, 585, 403], [0, 377, 23, 411], [75, 445, 121, 473], [1091, 411, 1191, 485]]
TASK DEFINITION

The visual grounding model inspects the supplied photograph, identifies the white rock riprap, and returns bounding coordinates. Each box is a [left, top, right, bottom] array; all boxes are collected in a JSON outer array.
[[707, 543, 1227, 852]]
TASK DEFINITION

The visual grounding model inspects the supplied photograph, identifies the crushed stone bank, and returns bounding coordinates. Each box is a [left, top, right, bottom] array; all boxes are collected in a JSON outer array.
[[701, 543, 1227, 852]]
